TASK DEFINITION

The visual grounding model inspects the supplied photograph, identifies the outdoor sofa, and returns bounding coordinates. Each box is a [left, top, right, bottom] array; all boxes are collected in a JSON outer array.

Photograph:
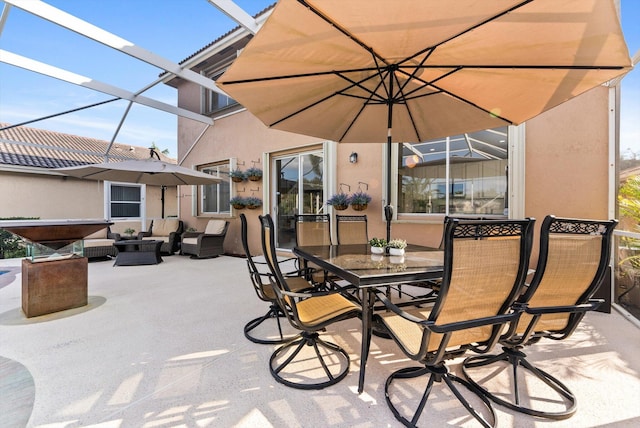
[[139, 218, 184, 255]]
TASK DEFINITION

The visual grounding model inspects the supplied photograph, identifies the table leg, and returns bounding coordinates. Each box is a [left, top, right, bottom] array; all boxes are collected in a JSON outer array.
[[358, 287, 375, 393]]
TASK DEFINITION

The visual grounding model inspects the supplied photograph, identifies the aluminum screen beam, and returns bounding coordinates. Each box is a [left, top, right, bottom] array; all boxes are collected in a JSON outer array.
[[1, 50, 214, 125], [4, 0, 228, 96], [207, 0, 260, 35]]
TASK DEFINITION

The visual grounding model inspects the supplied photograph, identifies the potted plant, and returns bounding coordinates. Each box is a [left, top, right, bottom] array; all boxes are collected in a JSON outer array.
[[349, 190, 372, 211], [124, 228, 136, 239], [369, 237, 387, 254], [230, 196, 246, 209], [229, 169, 246, 182], [245, 196, 262, 209], [327, 192, 350, 210], [245, 167, 263, 181], [387, 238, 407, 256]]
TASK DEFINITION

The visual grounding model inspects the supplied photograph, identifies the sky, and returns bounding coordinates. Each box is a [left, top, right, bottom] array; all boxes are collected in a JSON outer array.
[[0, 0, 639, 159]]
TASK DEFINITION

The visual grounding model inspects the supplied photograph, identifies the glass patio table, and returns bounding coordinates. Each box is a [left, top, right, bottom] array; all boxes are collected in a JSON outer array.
[[293, 243, 444, 393]]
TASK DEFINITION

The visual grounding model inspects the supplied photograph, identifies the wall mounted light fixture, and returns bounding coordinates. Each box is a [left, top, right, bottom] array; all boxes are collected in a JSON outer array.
[[349, 152, 358, 163]]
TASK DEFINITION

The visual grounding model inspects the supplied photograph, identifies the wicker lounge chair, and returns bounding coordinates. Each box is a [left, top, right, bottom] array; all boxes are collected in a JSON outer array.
[[462, 215, 617, 420], [180, 220, 228, 259], [260, 214, 361, 389], [139, 218, 183, 255], [376, 217, 534, 427]]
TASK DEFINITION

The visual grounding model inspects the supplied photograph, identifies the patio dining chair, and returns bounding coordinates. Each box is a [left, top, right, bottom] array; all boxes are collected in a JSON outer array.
[[335, 214, 368, 244], [260, 214, 361, 390], [375, 217, 535, 427], [294, 213, 333, 286], [240, 213, 311, 344], [462, 215, 617, 420]]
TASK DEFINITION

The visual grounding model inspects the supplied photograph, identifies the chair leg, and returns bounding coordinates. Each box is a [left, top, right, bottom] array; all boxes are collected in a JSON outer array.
[[269, 331, 350, 390], [385, 365, 496, 427], [462, 346, 577, 420], [244, 304, 298, 345]]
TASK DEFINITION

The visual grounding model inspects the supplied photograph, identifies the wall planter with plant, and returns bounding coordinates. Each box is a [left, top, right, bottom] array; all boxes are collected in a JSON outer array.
[[327, 192, 350, 211], [245, 167, 263, 181], [230, 196, 246, 209], [230, 169, 246, 183], [245, 196, 263, 209], [387, 239, 407, 256], [349, 190, 372, 211], [369, 237, 387, 254]]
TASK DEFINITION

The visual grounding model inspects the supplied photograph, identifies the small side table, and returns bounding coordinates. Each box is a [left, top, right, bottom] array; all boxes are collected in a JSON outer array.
[[113, 240, 163, 266]]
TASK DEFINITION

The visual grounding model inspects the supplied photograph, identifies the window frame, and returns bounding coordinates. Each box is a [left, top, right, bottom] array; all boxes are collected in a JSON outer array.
[[198, 161, 232, 216], [107, 182, 144, 219]]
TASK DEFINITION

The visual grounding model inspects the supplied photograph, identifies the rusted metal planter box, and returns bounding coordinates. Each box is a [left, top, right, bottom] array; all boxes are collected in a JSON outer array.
[[21, 256, 88, 317]]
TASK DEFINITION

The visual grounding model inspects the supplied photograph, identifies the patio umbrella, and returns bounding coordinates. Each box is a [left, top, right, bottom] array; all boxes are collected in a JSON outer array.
[[217, 0, 632, 240], [55, 149, 221, 217]]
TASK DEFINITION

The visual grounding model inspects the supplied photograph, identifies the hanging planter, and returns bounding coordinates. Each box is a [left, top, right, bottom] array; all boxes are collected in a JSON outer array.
[[349, 190, 372, 211], [327, 192, 350, 211], [229, 169, 246, 183], [246, 167, 263, 181], [245, 196, 263, 209], [230, 196, 246, 210]]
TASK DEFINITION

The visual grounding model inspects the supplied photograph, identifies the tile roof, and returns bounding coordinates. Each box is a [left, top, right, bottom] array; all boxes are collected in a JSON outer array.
[[0, 123, 175, 169]]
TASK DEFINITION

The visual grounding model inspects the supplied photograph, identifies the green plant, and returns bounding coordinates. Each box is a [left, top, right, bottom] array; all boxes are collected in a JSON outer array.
[[229, 169, 246, 181], [327, 193, 350, 208], [230, 196, 246, 206], [124, 228, 135, 236], [0, 216, 39, 259], [387, 238, 407, 249], [245, 167, 263, 180], [245, 196, 262, 208], [349, 191, 372, 205], [369, 237, 387, 247]]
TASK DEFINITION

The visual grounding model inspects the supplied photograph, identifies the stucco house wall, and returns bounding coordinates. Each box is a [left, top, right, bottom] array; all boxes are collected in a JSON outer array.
[[176, 77, 615, 258]]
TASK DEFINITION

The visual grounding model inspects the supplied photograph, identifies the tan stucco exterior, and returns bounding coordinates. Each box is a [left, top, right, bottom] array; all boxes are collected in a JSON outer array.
[[177, 78, 615, 260], [1, 169, 177, 232]]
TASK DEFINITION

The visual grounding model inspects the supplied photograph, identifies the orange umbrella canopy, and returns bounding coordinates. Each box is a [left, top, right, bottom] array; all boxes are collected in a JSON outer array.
[[218, 0, 632, 144]]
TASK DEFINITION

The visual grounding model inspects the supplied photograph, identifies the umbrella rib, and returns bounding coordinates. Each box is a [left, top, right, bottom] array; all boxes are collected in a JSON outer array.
[[270, 69, 389, 128], [339, 72, 389, 142], [401, 0, 534, 67], [296, 0, 387, 65], [427, 82, 513, 124]]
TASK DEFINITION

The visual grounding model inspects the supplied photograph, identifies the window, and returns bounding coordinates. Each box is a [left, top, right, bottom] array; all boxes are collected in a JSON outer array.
[[398, 127, 509, 216], [109, 184, 142, 218], [201, 163, 231, 214], [204, 68, 237, 114]]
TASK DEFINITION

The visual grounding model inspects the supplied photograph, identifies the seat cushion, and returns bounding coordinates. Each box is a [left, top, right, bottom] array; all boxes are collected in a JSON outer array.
[[153, 219, 179, 236], [181, 237, 198, 246], [85, 228, 108, 239], [205, 220, 226, 235], [84, 238, 115, 248]]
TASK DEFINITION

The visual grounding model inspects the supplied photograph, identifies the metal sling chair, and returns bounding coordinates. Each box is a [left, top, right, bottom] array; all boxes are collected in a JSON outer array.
[[462, 215, 617, 420], [240, 213, 310, 344], [376, 217, 535, 427], [260, 214, 361, 390]]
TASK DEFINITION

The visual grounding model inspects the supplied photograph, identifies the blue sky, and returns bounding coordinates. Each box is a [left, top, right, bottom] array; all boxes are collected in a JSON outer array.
[[0, 0, 638, 158]]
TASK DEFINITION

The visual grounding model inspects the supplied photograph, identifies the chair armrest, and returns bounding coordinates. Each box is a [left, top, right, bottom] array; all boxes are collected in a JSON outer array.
[[109, 232, 123, 241], [182, 231, 201, 239], [138, 231, 152, 239]]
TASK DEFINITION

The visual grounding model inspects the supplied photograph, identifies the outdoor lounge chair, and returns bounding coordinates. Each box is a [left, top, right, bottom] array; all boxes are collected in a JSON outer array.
[[462, 215, 617, 420], [240, 213, 311, 344], [83, 226, 119, 260], [376, 217, 534, 427], [260, 214, 361, 389], [139, 218, 183, 255], [180, 220, 228, 259]]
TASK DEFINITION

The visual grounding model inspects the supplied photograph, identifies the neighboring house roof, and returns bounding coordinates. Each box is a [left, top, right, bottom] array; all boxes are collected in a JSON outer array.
[[0, 123, 175, 170], [621, 166, 640, 181]]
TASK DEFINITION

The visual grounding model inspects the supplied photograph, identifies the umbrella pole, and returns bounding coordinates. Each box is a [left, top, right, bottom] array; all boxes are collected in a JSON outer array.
[[385, 75, 394, 243], [385, 134, 393, 243], [161, 185, 165, 219]]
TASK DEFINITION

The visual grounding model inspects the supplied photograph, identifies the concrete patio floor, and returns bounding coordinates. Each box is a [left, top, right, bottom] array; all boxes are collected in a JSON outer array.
[[1, 254, 639, 427]]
